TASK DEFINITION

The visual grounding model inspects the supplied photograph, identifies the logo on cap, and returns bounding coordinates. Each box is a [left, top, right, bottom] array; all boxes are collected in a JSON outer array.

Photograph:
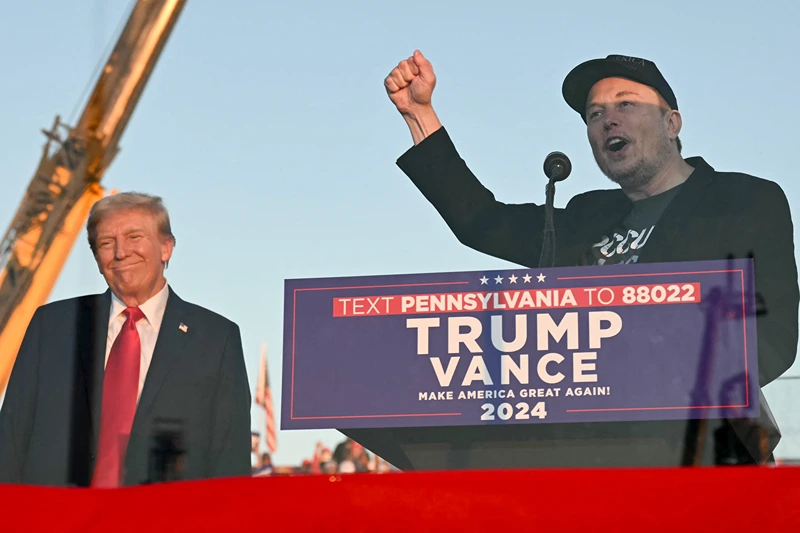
[[608, 55, 647, 69]]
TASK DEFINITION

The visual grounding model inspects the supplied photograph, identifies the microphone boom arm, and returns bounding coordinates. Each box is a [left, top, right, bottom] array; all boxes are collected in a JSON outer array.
[[538, 180, 557, 268], [538, 152, 571, 268]]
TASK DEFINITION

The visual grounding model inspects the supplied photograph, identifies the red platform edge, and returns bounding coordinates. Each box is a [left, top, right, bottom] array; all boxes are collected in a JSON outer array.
[[3, 466, 799, 532]]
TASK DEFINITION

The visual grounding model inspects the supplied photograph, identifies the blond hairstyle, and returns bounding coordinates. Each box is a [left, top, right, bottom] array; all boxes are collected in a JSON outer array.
[[86, 192, 176, 255]]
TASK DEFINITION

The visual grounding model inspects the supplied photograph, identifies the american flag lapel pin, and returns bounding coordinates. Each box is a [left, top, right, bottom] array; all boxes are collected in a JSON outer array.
[[179, 323, 188, 333]]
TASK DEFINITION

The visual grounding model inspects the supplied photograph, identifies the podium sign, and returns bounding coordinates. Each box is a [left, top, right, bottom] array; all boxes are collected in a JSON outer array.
[[281, 259, 758, 430]]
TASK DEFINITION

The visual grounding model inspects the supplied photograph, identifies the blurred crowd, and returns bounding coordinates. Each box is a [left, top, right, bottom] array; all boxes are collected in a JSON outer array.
[[251, 434, 398, 476]]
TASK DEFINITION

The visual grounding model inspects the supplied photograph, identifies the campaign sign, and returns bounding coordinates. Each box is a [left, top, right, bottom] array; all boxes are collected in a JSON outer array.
[[281, 259, 759, 430]]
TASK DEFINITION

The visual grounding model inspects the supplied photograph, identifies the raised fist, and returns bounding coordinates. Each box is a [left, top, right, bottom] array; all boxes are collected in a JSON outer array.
[[384, 50, 436, 115]]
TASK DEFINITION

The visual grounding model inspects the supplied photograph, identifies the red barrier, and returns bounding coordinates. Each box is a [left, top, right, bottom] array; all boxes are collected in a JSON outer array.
[[3, 467, 799, 531]]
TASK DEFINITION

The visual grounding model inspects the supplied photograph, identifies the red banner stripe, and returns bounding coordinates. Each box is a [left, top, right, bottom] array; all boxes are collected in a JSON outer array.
[[333, 283, 702, 317]]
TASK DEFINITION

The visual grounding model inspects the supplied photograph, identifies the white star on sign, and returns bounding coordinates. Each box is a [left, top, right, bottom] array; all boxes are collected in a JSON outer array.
[[479, 276, 488, 285], [494, 275, 503, 284], [523, 274, 532, 283], [537, 273, 546, 283], [508, 274, 518, 284]]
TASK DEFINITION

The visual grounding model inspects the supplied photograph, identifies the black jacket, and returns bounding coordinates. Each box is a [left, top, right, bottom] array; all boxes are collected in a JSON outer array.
[[397, 127, 798, 388], [0, 287, 251, 486]]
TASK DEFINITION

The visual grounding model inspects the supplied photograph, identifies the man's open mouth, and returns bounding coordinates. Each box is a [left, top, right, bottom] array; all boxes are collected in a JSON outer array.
[[606, 137, 629, 153]]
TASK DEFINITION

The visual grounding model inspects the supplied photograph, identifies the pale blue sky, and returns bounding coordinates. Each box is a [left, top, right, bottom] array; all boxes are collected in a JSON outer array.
[[1, 0, 798, 465]]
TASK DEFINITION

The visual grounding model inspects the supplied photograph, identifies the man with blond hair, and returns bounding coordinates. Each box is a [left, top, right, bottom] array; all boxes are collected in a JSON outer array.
[[0, 192, 251, 487]]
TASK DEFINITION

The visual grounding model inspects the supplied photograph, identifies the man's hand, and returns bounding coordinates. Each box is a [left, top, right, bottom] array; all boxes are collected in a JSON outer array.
[[385, 50, 442, 145], [385, 50, 436, 113]]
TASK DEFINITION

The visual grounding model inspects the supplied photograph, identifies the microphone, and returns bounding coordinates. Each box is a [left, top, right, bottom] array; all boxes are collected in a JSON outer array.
[[543, 151, 572, 182], [538, 151, 572, 269]]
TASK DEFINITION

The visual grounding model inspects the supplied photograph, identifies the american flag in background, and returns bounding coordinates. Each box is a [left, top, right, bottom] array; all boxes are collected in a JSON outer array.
[[255, 342, 278, 453]]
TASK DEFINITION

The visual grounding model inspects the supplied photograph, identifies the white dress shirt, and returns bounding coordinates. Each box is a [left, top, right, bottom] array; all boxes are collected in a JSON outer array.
[[105, 281, 170, 401]]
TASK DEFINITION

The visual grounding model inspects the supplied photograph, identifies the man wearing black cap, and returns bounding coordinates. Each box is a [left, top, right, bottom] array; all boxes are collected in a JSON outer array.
[[383, 51, 798, 466]]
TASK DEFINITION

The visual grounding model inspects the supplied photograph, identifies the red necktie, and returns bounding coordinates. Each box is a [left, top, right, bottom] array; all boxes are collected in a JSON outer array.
[[91, 307, 145, 488]]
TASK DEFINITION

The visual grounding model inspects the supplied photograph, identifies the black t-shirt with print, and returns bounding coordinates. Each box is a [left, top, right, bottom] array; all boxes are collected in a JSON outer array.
[[589, 184, 683, 265]]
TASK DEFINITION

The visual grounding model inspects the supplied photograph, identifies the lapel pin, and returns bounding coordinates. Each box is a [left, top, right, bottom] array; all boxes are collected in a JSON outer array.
[[179, 323, 188, 333]]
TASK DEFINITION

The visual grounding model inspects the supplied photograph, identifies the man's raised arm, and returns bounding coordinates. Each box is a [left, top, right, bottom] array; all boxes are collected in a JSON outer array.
[[384, 51, 557, 268]]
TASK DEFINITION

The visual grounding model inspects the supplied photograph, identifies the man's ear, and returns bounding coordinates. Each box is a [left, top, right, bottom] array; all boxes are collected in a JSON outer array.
[[161, 236, 175, 268], [667, 109, 682, 142]]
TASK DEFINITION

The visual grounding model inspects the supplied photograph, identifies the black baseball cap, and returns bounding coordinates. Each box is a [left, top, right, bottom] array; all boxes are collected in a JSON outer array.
[[562, 54, 678, 122]]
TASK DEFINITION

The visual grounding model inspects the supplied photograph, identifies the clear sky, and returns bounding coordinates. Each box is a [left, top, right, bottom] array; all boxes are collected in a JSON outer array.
[[1, 0, 798, 466]]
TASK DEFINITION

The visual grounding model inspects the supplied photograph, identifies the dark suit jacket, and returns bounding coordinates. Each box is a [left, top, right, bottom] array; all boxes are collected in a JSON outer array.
[[387, 127, 798, 465], [0, 286, 251, 486]]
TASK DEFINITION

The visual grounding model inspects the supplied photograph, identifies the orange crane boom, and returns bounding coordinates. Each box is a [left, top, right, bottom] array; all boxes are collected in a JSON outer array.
[[0, 0, 187, 393]]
